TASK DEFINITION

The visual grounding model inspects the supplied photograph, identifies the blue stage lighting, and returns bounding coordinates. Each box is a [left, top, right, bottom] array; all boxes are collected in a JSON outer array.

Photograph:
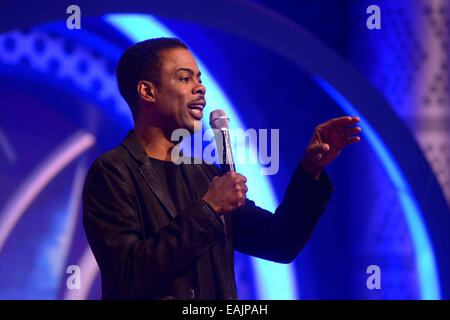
[[314, 76, 441, 300]]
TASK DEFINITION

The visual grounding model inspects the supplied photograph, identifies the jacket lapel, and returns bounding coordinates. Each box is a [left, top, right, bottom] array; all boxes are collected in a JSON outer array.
[[121, 130, 220, 220], [121, 130, 178, 219], [138, 163, 178, 219]]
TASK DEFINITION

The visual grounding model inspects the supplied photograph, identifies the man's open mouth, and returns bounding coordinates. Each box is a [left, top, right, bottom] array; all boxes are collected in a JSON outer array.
[[187, 102, 205, 120]]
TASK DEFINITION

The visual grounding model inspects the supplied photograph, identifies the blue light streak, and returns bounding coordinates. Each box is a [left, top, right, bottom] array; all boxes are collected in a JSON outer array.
[[314, 76, 441, 300]]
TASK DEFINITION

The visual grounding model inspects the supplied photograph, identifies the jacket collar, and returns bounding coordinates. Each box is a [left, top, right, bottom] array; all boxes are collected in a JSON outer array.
[[121, 129, 150, 165]]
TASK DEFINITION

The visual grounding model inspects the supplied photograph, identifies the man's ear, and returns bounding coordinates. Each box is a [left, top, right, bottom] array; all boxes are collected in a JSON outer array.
[[137, 80, 156, 103]]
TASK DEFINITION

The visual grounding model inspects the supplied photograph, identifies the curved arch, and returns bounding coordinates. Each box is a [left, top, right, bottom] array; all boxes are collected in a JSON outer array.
[[0, 131, 95, 252]]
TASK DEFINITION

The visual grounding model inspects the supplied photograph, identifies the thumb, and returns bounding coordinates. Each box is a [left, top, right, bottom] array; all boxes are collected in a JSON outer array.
[[309, 143, 329, 155], [308, 143, 329, 161]]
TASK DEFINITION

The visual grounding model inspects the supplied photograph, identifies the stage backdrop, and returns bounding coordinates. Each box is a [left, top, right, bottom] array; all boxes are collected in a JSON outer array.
[[0, 0, 448, 299]]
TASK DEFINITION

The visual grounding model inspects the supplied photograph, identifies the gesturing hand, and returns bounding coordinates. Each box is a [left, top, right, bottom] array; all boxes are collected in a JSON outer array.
[[202, 172, 248, 215], [300, 116, 361, 180]]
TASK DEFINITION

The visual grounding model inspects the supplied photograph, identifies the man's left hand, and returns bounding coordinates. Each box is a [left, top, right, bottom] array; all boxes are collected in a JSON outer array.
[[300, 116, 361, 180]]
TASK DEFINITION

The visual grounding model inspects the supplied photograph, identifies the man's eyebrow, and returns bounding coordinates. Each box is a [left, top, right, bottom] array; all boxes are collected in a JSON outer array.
[[175, 68, 201, 77]]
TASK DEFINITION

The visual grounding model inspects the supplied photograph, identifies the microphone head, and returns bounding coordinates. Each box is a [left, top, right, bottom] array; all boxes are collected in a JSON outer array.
[[209, 109, 230, 130]]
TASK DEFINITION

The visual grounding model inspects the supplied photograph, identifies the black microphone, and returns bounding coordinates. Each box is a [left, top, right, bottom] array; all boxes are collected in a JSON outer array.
[[209, 109, 235, 174]]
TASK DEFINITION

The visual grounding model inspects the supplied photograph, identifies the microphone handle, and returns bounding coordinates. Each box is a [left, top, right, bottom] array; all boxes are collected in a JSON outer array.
[[220, 129, 235, 173]]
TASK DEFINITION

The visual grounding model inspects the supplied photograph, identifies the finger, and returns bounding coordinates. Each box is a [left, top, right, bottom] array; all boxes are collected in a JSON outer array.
[[233, 194, 246, 207], [230, 172, 245, 184], [225, 171, 235, 178], [307, 144, 329, 163], [234, 180, 248, 191], [327, 116, 360, 128], [239, 194, 246, 207], [239, 182, 248, 193], [342, 126, 362, 137], [344, 136, 361, 146], [236, 173, 247, 183]]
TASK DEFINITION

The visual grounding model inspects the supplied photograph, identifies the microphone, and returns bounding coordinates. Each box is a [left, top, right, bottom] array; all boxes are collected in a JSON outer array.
[[209, 109, 235, 173]]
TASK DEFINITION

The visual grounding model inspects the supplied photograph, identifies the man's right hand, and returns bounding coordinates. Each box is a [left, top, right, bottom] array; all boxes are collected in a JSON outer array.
[[201, 172, 248, 215]]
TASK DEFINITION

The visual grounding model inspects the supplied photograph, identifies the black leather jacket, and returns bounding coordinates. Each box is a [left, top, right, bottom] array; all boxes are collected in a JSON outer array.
[[82, 130, 334, 299]]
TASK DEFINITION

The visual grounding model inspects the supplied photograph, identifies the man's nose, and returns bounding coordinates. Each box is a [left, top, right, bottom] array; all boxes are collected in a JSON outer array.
[[193, 81, 206, 95]]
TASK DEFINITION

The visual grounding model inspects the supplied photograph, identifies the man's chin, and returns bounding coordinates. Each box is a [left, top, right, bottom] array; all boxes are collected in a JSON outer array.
[[170, 120, 202, 140], [187, 119, 203, 134]]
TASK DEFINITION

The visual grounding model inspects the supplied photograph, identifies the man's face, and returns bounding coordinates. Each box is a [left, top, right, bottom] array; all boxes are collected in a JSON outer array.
[[153, 48, 206, 134]]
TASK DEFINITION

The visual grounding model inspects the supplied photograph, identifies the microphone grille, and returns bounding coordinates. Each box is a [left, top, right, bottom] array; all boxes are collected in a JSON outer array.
[[209, 109, 230, 130]]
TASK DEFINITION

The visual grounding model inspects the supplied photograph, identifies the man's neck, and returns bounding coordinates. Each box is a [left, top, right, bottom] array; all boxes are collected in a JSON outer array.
[[134, 123, 175, 162]]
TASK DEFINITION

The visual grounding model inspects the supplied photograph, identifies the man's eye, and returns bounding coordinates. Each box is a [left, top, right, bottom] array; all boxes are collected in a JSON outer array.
[[181, 77, 190, 82]]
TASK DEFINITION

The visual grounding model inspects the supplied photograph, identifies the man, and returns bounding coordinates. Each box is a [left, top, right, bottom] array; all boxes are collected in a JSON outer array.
[[82, 38, 361, 300]]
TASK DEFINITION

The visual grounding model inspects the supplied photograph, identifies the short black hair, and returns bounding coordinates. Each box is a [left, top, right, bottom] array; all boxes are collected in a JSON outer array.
[[116, 37, 188, 121]]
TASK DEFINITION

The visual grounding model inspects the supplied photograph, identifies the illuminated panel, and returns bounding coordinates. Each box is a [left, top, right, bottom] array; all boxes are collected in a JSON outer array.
[[314, 76, 441, 300], [103, 13, 298, 300]]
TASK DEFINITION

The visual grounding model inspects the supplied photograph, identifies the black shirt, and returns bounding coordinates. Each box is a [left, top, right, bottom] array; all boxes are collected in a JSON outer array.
[[148, 157, 196, 214]]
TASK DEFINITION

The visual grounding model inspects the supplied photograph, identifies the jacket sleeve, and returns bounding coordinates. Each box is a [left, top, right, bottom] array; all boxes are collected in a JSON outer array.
[[82, 158, 225, 299], [230, 163, 334, 263]]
